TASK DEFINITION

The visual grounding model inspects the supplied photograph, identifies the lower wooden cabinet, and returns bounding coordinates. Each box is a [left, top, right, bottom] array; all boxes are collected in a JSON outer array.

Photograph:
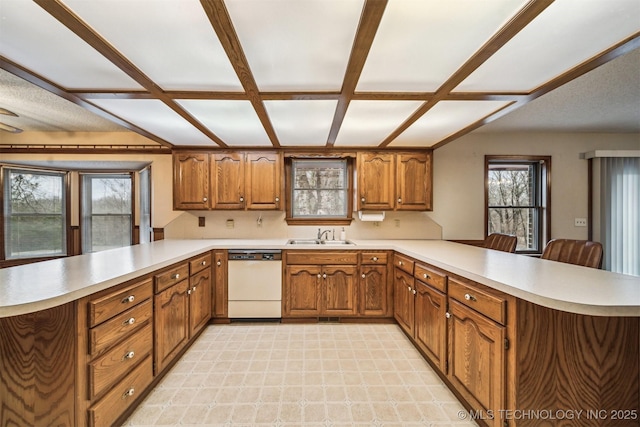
[[284, 265, 322, 316], [189, 266, 212, 336], [154, 278, 190, 374], [359, 251, 391, 317], [393, 266, 415, 335], [414, 280, 447, 373], [212, 250, 228, 321], [322, 265, 358, 316]]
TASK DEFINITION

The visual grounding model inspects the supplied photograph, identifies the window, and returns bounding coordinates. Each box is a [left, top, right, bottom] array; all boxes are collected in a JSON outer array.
[[81, 173, 133, 253], [3, 168, 67, 259], [286, 158, 353, 225], [485, 156, 550, 254]]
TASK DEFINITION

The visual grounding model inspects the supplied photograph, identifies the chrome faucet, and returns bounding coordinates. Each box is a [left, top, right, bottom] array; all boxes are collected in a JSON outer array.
[[317, 228, 331, 241]]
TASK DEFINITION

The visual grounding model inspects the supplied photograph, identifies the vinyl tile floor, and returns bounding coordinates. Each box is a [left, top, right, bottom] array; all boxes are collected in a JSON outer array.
[[123, 323, 479, 427]]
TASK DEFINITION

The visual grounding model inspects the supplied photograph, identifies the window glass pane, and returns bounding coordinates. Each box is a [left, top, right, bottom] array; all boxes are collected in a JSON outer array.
[[488, 207, 538, 251], [91, 177, 131, 214], [90, 215, 132, 252], [292, 160, 347, 218], [488, 164, 534, 207], [4, 169, 66, 259]]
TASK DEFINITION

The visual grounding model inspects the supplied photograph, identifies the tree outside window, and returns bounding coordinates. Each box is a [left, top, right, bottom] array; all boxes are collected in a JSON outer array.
[[486, 156, 550, 254], [3, 168, 67, 259]]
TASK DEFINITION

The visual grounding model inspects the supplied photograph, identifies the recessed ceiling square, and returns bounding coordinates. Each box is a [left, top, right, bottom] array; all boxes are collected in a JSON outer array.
[[225, 0, 363, 91], [264, 100, 338, 146], [455, 0, 640, 92], [178, 100, 272, 147], [357, 0, 527, 92], [334, 101, 423, 147], [62, 0, 243, 91], [0, 0, 142, 90], [88, 99, 212, 146], [390, 101, 511, 147]]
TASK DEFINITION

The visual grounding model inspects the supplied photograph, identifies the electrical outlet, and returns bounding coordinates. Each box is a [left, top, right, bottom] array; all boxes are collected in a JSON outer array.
[[394, 219, 400, 228], [198, 217, 205, 227], [226, 219, 234, 229], [574, 218, 587, 227]]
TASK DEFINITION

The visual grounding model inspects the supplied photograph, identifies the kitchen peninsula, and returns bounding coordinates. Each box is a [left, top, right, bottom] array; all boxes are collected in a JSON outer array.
[[1, 239, 638, 427]]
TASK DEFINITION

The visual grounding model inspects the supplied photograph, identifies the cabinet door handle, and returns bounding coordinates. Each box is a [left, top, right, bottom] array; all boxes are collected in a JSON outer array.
[[217, 260, 221, 266], [239, 196, 244, 202], [192, 286, 197, 292], [361, 273, 366, 279], [361, 197, 366, 203], [398, 198, 402, 203], [407, 286, 412, 292], [412, 289, 416, 295], [121, 295, 135, 304], [123, 351, 135, 360], [317, 274, 321, 279], [275, 197, 280, 202], [171, 273, 180, 280], [187, 289, 192, 295], [122, 388, 135, 399], [123, 317, 135, 326], [464, 293, 477, 302], [322, 273, 327, 279], [203, 197, 208, 202], [371, 256, 378, 262], [445, 312, 451, 319]]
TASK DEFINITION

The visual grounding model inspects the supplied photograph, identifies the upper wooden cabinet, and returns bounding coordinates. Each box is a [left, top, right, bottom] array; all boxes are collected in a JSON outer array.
[[173, 152, 210, 210], [357, 151, 432, 211], [174, 151, 282, 211]]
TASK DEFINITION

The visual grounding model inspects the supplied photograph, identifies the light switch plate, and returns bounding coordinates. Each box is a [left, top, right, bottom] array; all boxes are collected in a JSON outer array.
[[574, 218, 587, 227]]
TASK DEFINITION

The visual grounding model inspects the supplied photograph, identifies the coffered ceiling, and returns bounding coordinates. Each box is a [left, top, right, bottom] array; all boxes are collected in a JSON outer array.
[[0, 0, 639, 150]]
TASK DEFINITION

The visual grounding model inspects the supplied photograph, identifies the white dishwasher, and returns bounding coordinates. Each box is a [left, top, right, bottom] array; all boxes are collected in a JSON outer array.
[[227, 249, 282, 319]]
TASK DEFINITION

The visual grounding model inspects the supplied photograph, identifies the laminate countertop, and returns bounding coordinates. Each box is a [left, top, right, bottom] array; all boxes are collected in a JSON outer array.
[[1, 239, 638, 318]]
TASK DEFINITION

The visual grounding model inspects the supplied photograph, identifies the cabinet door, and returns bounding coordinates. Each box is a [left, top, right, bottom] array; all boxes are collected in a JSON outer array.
[[357, 152, 395, 210], [322, 265, 358, 316], [414, 280, 447, 372], [189, 267, 212, 337], [396, 152, 431, 211], [212, 153, 245, 209], [284, 265, 321, 316], [246, 152, 281, 210], [173, 153, 210, 210], [394, 268, 415, 336], [448, 299, 505, 427], [359, 265, 388, 316], [212, 251, 228, 320], [154, 280, 189, 374]]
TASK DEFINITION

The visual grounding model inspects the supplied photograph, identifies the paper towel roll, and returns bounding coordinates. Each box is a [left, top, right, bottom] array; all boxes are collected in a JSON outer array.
[[358, 211, 386, 222]]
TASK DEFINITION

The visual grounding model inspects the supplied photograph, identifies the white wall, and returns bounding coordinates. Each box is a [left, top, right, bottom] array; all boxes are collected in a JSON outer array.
[[430, 132, 640, 240]]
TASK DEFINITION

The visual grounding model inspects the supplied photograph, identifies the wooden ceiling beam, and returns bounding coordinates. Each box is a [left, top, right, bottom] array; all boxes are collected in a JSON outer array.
[[378, 0, 555, 148], [33, 0, 229, 148], [326, 0, 388, 147], [200, 0, 281, 148]]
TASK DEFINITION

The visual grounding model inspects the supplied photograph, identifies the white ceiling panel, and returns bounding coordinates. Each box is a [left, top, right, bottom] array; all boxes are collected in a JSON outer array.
[[177, 100, 272, 146], [390, 101, 511, 147], [456, 0, 640, 92], [334, 101, 423, 146], [357, 0, 528, 92], [87, 99, 212, 146], [225, 0, 363, 91], [264, 100, 338, 146], [0, 0, 142, 90], [61, 0, 243, 91]]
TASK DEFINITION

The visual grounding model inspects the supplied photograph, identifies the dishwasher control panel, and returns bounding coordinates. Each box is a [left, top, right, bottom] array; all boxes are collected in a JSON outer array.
[[228, 250, 282, 261]]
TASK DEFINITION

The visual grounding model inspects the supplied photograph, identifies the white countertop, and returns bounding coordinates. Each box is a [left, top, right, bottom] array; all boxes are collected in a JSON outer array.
[[1, 239, 638, 318]]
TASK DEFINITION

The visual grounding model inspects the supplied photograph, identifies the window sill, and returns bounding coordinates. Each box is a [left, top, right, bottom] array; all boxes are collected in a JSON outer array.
[[285, 217, 354, 226]]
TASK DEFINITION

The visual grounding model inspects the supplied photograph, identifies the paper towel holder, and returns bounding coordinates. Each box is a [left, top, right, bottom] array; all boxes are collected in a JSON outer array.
[[358, 211, 386, 222]]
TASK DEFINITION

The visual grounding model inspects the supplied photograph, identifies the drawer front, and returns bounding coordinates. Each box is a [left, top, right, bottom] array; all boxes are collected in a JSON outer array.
[[448, 278, 506, 325], [89, 299, 152, 356], [394, 253, 414, 274], [89, 355, 153, 427], [89, 323, 153, 399], [286, 251, 358, 265], [190, 253, 212, 275], [154, 263, 189, 293], [88, 279, 153, 327], [360, 251, 388, 265], [414, 263, 447, 293]]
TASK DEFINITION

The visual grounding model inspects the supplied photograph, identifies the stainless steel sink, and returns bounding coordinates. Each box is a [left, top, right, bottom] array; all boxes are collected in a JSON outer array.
[[286, 239, 354, 245]]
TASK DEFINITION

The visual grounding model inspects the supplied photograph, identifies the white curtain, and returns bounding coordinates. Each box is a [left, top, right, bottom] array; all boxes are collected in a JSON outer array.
[[600, 157, 640, 275]]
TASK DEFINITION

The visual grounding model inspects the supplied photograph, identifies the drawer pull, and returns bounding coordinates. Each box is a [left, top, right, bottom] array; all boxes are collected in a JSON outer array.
[[275, 197, 280, 202], [123, 317, 136, 326], [464, 293, 477, 302], [122, 295, 135, 304], [446, 312, 451, 319], [398, 261, 403, 266], [122, 388, 135, 399], [423, 273, 430, 279], [192, 286, 197, 292], [201, 261, 207, 266], [371, 256, 378, 261], [171, 273, 180, 280], [123, 351, 135, 360]]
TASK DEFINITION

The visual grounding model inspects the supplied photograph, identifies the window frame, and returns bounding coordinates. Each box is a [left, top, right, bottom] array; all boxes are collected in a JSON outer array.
[[284, 157, 354, 226], [484, 155, 551, 255], [1, 166, 70, 262], [80, 172, 135, 254]]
